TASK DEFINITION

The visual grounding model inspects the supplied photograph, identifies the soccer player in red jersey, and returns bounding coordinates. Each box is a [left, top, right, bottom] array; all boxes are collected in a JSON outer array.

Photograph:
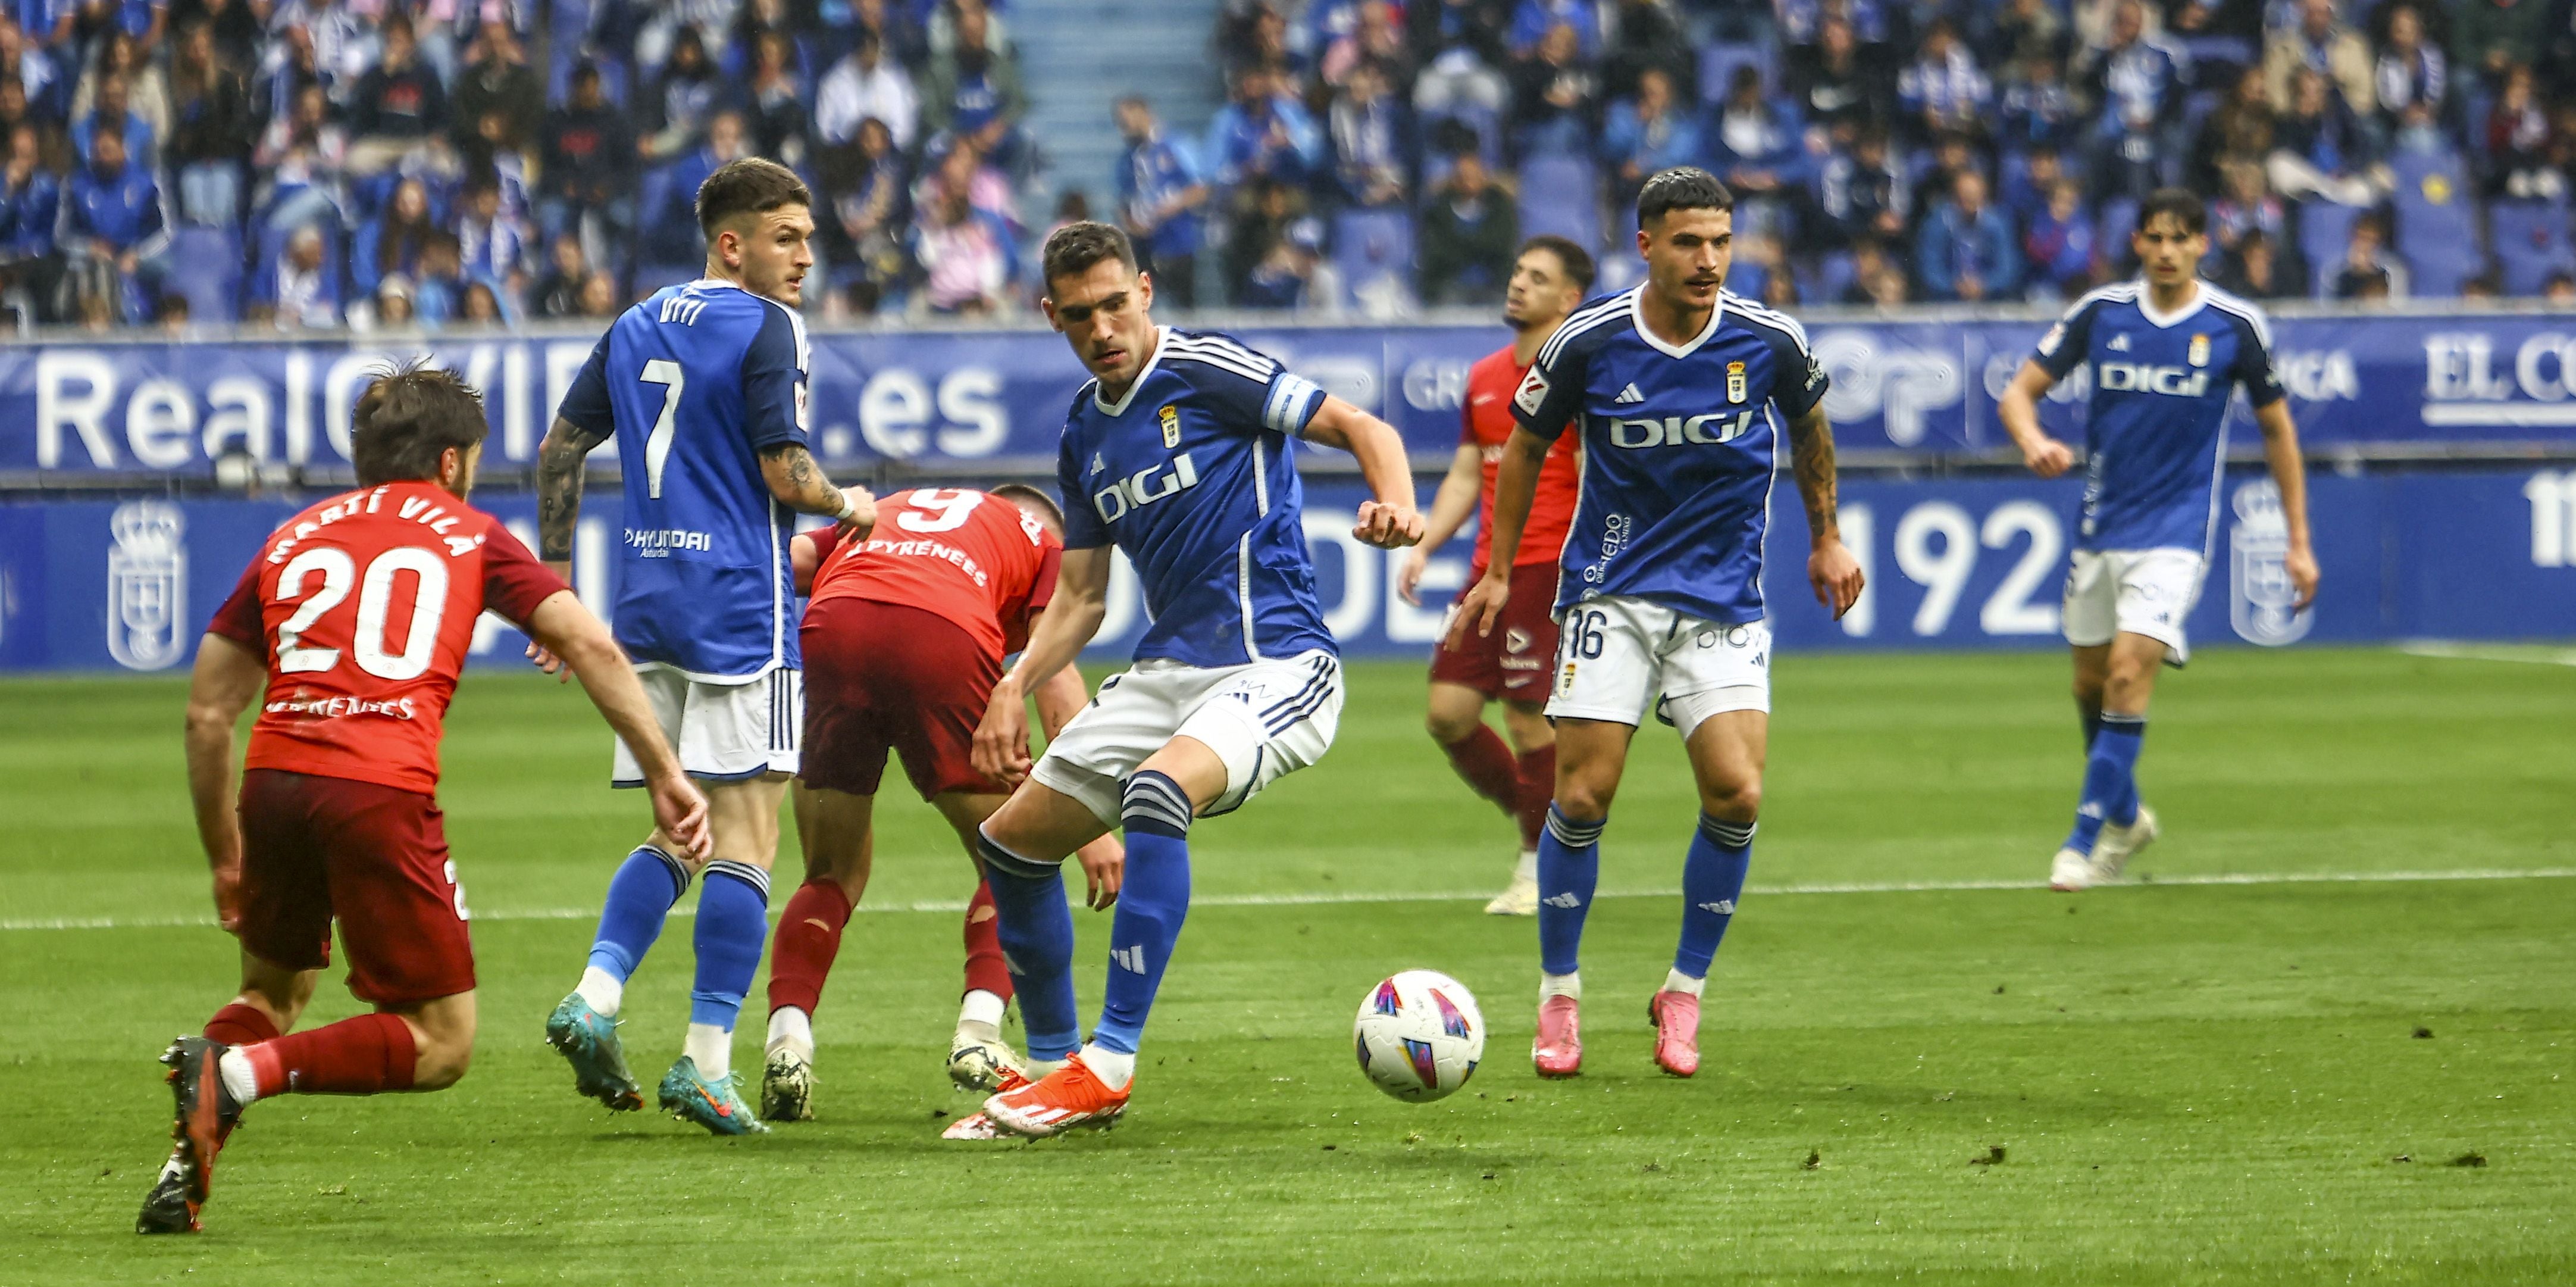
[[1398, 236, 1597, 916], [757, 483, 1120, 1123], [137, 364, 710, 1235]]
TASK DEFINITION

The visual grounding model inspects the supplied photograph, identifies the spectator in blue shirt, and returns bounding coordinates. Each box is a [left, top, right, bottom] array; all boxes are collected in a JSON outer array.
[[1816, 126, 1909, 246], [2079, 0, 2192, 197], [1915, 168, 2021, 300], [643, 108, 752, 265], [1116, 93, 1207, 307], [1508, 0, 1596, 58], [1601, 65, 1700, 207], [72, 73, 155, 169], [58, 126, 167, 320], [0, 120, 58, 319], [1896, 18, 1991, 143], [1206, 66, 1322, 190], [2021, 177, 2098, 295], [1328, 61, 1413, 209]]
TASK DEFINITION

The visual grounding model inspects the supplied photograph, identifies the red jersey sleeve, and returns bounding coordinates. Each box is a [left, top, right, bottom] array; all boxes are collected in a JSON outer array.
[[806, 522, 846, 564], [207, 558, 267, 652], [1027, 542, 1062, 613], [480, 523, 572, 628]]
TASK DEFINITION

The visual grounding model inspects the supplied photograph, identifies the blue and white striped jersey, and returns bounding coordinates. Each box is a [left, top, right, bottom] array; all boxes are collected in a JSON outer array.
[[1057, 327, 1332, 668]]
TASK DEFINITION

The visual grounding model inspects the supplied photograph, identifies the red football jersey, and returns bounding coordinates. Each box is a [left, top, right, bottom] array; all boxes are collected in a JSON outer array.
[[1463, 346, 1583, 576], [807, 488, 1063, 658], [207, 482, 568, 796]]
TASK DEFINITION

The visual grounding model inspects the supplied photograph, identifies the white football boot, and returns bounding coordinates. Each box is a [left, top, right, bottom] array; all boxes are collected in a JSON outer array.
[[2087, 804, 2159, 885], [2049, 846, 2095, 892]]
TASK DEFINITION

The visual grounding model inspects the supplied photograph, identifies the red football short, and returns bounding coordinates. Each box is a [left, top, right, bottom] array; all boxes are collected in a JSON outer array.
[[234, 769, 475, 1007], [1429, 561, 1564, 702], [801, 598, 1006, 801]]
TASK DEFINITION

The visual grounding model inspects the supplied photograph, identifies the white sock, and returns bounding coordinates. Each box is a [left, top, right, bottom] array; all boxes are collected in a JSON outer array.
[[957, 989, 1007, 1032], [1079, 1043, 1136, 1090], [576, 966, 624, 1018], [1540, 972, 1581, 1001], [765, 1007, 812, 1057], [217, 1047, 262, 1106], [684, 1023, 732, 1080], [1661, 968, 1707, 998], [1027, 1055, 1068, 1078], [1513, 850, 1538, 883]]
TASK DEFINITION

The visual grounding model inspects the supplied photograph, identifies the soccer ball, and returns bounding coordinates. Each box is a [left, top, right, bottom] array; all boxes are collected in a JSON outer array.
[[1352, 970, 1485, 1102]]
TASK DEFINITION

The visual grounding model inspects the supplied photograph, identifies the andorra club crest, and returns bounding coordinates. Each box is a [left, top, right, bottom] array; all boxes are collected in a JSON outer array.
[[2229, 480, 2309, 646], [107, 500, 187, 670]]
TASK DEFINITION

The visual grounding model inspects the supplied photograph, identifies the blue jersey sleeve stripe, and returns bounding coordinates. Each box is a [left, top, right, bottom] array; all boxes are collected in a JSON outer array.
[[1726, 293, 1813, 353], [1162, 339, 1276, 383], [1539, 293, 1631, 367], [1168, 332, 1278, 376]]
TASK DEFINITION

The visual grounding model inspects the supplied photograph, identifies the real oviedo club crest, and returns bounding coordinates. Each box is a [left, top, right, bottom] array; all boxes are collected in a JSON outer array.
[[107, 500, 188, 671], [2229, 480, 2310, 646]]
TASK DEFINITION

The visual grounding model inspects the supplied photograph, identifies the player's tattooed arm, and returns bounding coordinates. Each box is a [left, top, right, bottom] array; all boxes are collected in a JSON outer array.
[[535, 417, 611, 570], [1788, 403, 1866, 620], [758, 442, 878, 535]]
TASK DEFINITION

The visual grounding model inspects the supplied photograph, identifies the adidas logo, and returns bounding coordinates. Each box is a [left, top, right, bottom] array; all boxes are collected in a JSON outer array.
[[1090, 452, 1107, 476], [1541, 892, 1583, 909], [1697, 899, 1735, 915], [2077, 802, 2106, 819], [2107, 334, 2132, 352], [1613, 383, 1645, 404], [1111, 945, 1147, 974]]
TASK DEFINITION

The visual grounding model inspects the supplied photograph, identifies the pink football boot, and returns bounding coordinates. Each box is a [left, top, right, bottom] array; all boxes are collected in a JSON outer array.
[[1533, 995, 1582, 1078], [1648, 990, 1701, 1077]]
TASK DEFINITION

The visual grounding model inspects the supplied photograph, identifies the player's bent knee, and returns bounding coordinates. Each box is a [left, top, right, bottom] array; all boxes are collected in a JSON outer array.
[[1699, 777, 1761, 822], [1424, 708, 1482, 745], [1554, 779, 1618, 823]]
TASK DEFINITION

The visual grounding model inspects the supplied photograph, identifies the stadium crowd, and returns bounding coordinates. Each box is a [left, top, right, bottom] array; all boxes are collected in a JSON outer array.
[[0, 0, 2569, 331]]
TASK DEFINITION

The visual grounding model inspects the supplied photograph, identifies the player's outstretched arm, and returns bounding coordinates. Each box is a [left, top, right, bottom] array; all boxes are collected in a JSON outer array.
[[975, 547, 1113, 786], [1449, 426, 1550, 646], [757, 442, 878, 535], [1302, 396, 1425, 549], [1788, 402, 1866, 620], [1400, 443, 1485, 605], [2253, 399, 2320, 609], [535, 417, 613, 580], [1996, 360, 2077, 479], [522, 591, 713, 861], [183, 633, 267, 930]]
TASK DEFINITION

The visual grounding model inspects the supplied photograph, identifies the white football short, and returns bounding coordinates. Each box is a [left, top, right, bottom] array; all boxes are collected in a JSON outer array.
[[1032, 650, 1343, 826], [2061, 548, 2207, 663], [612, 664, 802, 786], [1545, 595, 1771, 739]]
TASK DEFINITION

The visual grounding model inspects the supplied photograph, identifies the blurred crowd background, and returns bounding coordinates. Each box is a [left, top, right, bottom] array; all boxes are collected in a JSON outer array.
[[1, 0, 2571, 333]]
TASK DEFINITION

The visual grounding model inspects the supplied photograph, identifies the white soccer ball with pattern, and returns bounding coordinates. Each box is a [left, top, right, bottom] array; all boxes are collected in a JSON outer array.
[[1352, 970, 1485, 1102]]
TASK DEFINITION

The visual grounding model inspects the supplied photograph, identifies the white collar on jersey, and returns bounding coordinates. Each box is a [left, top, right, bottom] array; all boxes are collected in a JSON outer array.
[[1629, 286, 1726, 359], [1093, 324, 1170, 417], [2131, 279, 2207, 329]]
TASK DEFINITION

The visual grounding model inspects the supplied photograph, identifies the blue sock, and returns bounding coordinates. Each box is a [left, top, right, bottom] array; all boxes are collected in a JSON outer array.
[[688, 861, 769, 1030], [586, 845, 690, 980], [1093, 771, 1195, 1055], [2066, 714, 2147, 852], [1537, 805, 1604, 977], [1676, 814, 1754, 979], [979, 826, 1080, 1061]]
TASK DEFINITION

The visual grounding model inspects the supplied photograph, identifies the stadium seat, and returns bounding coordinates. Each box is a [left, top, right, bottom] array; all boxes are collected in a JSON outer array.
[[2296, 200, 2364, 296], [1331, 208, 1416, 314], [2490, 196, 2576, 295], [2392, 152, 2480, 296], [1517, 153, 1600, 252], [166, 226, 242, 323]]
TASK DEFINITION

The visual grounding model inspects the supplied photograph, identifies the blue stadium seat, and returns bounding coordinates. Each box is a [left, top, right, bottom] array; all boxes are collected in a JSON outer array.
[[2296, 200, 2364, 296], [1517, 153, 1600, 252], [167, 226, 242, 323], [2391, 152, 2480, 296], [1331, 208, 1416, 313], [2488, 196, 2574, 295]]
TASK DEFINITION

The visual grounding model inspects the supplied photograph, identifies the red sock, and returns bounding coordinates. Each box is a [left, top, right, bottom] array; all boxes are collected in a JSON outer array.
[[767, 879, 853, 1016], [1515, 745, 1556, 852], [243, 1013, 415, 1097], [961, 880, 1013, 1001], [1442, 724, 1520, 817], [204, 1002, 280, 1048]]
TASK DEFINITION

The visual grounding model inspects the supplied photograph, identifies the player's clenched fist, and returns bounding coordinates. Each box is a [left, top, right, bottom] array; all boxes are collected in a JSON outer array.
[[972, 683, 1034, 786], [1353, 500, 1424, 549], [1447, 571, 1510, 648], [2020, 437, 2076, 479], [1808, 539, 1865, 620]]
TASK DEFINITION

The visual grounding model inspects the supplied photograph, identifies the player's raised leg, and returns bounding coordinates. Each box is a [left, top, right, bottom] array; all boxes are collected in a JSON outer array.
[[1658, 705, 1767, 1078], [1531, 716, 1635, 1079]]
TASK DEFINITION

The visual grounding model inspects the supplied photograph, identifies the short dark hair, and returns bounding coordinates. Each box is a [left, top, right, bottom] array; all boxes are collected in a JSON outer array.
[[1519, 234, 1596, 291], [1041, 220, 1137, 290], [696, 157, 812, 238], [2136, 187, 2208, 237], [1637, 167, 1733, 227], [352, 360, 489, 486], [991, 482, 1065, 533]]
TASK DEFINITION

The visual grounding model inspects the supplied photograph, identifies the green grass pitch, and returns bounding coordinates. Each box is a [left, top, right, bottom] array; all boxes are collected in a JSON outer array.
[[2, 647, 2572, 1284]]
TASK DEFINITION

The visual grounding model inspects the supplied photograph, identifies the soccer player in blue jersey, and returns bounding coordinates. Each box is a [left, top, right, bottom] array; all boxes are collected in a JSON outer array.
[[531, 158, 878, 1135], [1454, 168, 1865, 1080], [1996, 188, 2317, 892], [947, 221, 1422, 1138]]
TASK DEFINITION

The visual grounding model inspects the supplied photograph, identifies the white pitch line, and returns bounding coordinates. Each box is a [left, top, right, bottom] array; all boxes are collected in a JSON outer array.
[[2398, 642, 2576, 667], [6, 867, 2573, 932]]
